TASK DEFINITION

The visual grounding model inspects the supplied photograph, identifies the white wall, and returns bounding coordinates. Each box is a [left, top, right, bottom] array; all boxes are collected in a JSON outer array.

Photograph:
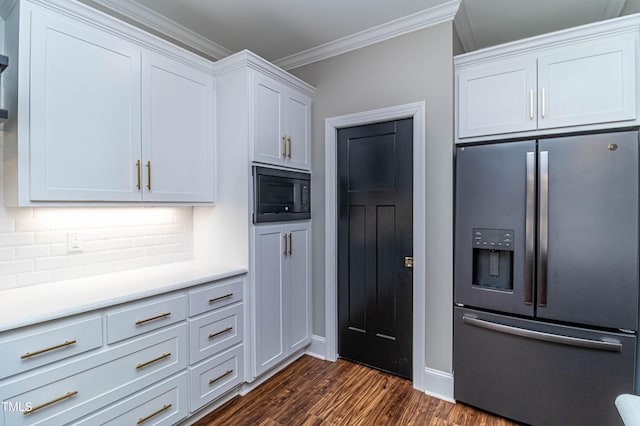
[[290, 22, 454, 373], [0, 133, 195, 291]]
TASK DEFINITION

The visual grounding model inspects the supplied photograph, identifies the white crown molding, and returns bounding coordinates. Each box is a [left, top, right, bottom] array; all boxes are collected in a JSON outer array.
[[274, 0, 461, 70], [88, 0, 233, 60]]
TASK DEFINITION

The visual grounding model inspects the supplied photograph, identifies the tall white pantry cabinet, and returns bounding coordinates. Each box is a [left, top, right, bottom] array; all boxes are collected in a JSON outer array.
[[213, 50, 314, 383]]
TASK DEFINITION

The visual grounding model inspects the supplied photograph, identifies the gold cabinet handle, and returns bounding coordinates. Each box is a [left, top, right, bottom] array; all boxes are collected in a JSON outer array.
[[135, 312, 171, 326], [209, 293, 233, 304], [21, 340, 77, 359], [146, 161, 151, 190], [287, 136, 292, 158], [208, 326, 233, 340], [136, 353, 171, 369], [283, 233, 288, 256], [209, 369, 233, 385], [136, 160, 141, 190], [282, 135, 287, 157], [137, 404, 172, 424], [529, 89, 534, 119], [23, 391, 78, 415], [541, 88, 546, 118], [288, 232, 292, 256]]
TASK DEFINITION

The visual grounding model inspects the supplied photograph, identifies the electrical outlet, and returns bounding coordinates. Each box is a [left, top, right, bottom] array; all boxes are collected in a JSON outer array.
[[67, 232, 83, 253]]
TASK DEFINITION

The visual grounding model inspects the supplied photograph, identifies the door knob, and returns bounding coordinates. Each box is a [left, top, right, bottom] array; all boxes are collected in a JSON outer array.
[[404, 256, 413, 268]]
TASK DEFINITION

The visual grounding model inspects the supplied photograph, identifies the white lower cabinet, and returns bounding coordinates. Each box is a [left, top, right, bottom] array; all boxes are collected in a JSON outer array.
[[189, 345, 244, 412], [75, 372, 189, 426], [252, 222, 311, 377], [0, 273, 247, 426]]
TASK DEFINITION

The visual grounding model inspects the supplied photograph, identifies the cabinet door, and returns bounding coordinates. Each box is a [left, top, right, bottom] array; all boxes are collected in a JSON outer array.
[[284, 89, 311, 170], [29, 9, 142, 201], [142, 52, 214, 202], [253, 73, 285, 166], [457, 57, 537, 138], [286, 223, 312, 353], [538, 35, 636, 129], [253, 225, 286, 376]]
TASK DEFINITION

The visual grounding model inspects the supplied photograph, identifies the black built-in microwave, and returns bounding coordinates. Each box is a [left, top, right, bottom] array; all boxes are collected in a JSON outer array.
[[253, 166, 310, 223]]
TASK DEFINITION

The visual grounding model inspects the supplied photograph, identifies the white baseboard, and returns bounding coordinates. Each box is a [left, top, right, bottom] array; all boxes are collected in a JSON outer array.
[[423, 367, 455, 403], [305, 335, 327, 360]]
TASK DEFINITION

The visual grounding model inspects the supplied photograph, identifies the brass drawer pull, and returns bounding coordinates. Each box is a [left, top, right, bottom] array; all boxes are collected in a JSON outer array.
[[136, 159, 141, 190], [209, 369, 233, 385], [135, 312, 171, 326], [137, 404, 172, 424], [208, 327, 233, 340], [136, 353, 171, 369], [208, 293, 233, 304], [146, 160, 151, 190], [21, 340, 77, 359], [23, 391, 78, 415]]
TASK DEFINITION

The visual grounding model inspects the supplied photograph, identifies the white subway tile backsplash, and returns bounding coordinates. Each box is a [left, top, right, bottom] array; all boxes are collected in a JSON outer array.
[[0, 205, 194, 289], [0, 233, 34, 247], [15, 245, 51, 259]]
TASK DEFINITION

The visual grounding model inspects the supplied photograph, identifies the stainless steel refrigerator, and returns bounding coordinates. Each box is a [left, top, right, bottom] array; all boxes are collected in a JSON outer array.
[[454, 131, 639, 426]]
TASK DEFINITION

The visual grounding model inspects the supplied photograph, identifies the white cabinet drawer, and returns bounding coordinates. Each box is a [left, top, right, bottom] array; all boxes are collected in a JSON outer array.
[[0, 324, 187, 426], [189, 344, 244, 412], [75, 372, 189, 426], [107, 294, 187, 344], [189, 277, 243, 317], [0, 315, 102, 380], [189, 304, 243, 364]]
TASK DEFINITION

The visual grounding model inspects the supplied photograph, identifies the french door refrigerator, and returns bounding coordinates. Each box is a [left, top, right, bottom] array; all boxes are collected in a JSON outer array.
[[454, 131, 639, 426]]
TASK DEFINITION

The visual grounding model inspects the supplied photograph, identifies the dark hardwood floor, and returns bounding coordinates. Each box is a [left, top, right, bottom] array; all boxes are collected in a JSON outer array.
[[193, 355, 520, 426]]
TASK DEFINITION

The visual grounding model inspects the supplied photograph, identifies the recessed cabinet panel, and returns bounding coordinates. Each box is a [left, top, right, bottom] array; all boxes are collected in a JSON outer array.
[[285, 90, 311, 170], [29, 9, 142, 201], [287, 226, 311, 353], [253, 73, 285, 166], [253, 226, 285, 376], [537, 36, 636, 129], [458, 57, 537, 138], [142, 52, 215, 202]]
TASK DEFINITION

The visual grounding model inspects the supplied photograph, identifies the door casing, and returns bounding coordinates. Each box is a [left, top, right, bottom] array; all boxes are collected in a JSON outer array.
[[325, 102, 426, 391]]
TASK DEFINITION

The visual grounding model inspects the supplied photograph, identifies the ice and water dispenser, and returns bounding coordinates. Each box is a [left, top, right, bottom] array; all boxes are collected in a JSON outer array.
[[472, 228, 514, 291]]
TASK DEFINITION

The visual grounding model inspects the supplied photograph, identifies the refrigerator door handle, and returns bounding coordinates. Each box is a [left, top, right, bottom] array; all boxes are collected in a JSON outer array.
[[525, 152, 535, 305], [538, 151, 549, 307], [462, 315, 622, 352]]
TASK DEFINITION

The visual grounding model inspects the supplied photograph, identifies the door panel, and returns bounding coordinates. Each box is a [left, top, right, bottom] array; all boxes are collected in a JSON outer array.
[[285, 90, 311, 170], [253, 74, 284, 166], [29, 9, 141, 201], [454, 140, 535, 317], [142, 51, 214, 202], [287, 225, 312, 353], [253, 226, 285, 376], [538, 132, 639, 330], [454, 307, 634, 426], [457, 56, 537, 138], [337, 118, 413, 378]]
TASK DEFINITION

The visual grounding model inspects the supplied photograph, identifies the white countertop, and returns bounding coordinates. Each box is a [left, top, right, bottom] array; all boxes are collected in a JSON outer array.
[[0, 260, 247, 332]]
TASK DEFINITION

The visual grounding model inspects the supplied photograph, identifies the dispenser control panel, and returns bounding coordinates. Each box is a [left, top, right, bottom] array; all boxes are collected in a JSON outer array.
[[472, 228, 514, 251]]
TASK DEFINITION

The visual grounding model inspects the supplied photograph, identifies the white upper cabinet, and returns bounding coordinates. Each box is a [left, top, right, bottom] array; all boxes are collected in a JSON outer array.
[[253, 71, 311, 170], [458, 57, 537, 138], [29, 8, 142, 202], [455, 15, 640, 141], [4, 0, 216, 205], [537, 36, 636, 130], [142, 51, 214, 202]]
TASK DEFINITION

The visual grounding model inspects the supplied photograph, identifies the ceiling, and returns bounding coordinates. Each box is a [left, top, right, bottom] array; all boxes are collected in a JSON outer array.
[[84, 0, 640, 69]]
